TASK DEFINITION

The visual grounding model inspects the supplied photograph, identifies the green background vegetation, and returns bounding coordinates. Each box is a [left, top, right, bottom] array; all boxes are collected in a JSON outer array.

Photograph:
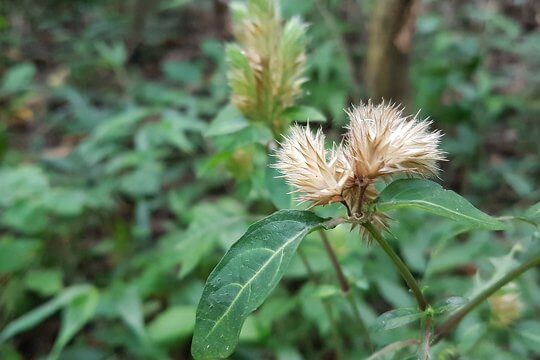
[[0, 0, 538, 359]]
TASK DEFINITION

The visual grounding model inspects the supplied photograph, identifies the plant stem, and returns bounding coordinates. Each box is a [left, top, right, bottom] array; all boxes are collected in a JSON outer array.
[[298, 249, 344, 360], [419, 317, 432, 360], [319, 230, 374, 352], [320, 230, 350, 292], [435, 254, 540, 341], [362, 222, 428, 311]]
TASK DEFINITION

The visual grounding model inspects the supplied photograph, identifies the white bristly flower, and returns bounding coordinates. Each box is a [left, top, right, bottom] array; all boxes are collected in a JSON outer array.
[[274, 125, 351, 207], [274, 101, 446, 235], [344, 101, 445, 182]]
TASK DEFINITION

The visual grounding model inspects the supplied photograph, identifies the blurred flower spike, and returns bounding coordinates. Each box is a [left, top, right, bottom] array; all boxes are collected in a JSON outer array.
[[488, 283, 523, 327], [274, 101, 445, 232], [227, 0, 307, 132]]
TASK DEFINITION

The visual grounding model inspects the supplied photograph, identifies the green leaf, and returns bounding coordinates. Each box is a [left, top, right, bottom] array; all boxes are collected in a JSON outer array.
[[214, 123, 273, 152], [148, 306, 196, 345], [0, 237, 41, 274], [50, 287, 99, 359], [516, 321, 540, 353], [0, 285, 94, 343], [524, 202, 540, 223], [172, 200, 247, 278], [42, 189, 87, 217], [265, 156, 293, 210], [370, 308, 423, 332], [376, 179, 506, 230], [114, 286, 147, 341], [162, 61, 202, 85], [206, 104, 249, 137], [0, 166, 48, 207], [282, 106, 326, 123], [191, 210, 326, 359], [1, 63, 36, 93], [24, 269, 63, 296], [433, 296, 468, 315], [91, 108, 152, 144]]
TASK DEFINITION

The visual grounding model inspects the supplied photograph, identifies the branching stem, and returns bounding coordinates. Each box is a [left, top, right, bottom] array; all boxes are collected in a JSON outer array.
[[434, 253, 540, 341]]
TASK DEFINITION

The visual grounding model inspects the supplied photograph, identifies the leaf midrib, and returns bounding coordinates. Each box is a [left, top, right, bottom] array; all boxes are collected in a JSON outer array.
[[377, 199, 499, 227], [199, 221, 309, 345]]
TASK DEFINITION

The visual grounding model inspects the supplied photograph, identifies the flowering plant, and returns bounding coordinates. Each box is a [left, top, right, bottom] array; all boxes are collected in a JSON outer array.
[[191, 100, 538, 359], [190, 1, 539, 359]]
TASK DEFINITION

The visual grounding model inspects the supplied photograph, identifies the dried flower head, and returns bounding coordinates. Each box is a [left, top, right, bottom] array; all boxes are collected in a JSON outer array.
[[344, 101, 444, 182], [274, 101, 445, 229], [488, 283, 523, 327], [274, 125, 350, 206], [227, 0, 307, 128]]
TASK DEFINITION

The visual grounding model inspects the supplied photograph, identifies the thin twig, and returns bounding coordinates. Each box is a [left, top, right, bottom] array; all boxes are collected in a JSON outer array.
[[320, 230, 350, 292], [298, 249, 345, 359], [319, 230, 374, 351], [322, 216, 348, 230], [434, 254, 540, 341]]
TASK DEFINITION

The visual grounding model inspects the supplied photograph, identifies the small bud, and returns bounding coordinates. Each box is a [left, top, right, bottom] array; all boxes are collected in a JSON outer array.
[[488, 283, 523, 327]]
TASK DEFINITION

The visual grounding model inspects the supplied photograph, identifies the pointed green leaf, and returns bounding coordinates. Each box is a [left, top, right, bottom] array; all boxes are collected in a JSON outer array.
[[148, 306, 196, 345], [0, 285, 94, 343], [206, 104, 249, 137], [433, 296, 468, 315], [191, 210, 326, 359], [524, 202, 540, 223], [375, 179, 506, 230], [370, 308, 423, 332], [50, 287, 99, 359]]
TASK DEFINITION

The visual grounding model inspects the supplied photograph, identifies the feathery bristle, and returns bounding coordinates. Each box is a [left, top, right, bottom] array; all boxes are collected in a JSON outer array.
[[344, 101, 445, 181], [274, 101, 445, 231], [273, 125, 351, 206]]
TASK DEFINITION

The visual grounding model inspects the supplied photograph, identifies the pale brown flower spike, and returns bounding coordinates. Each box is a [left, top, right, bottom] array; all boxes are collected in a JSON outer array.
[[227, 0, 307, 132], [274, 101, 445, 232]]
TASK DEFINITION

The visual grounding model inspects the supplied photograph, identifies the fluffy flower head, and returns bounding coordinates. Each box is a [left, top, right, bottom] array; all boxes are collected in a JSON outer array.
[[274, 101, 445, 221], [345, 101, 444, 181], [274, 125, 350, 206]]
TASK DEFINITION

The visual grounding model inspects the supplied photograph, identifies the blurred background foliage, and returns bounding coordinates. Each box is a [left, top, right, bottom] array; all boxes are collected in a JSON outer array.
[[0, 0, 538, 359]]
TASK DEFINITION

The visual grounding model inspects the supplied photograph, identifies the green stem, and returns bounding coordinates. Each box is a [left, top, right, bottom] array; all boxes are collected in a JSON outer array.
[[298, 249, 345, 360], [319, 230, 374, 352], [362, 222, 428, 311], [419, 316, 432, 360], [435, 254, 540, 341]]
